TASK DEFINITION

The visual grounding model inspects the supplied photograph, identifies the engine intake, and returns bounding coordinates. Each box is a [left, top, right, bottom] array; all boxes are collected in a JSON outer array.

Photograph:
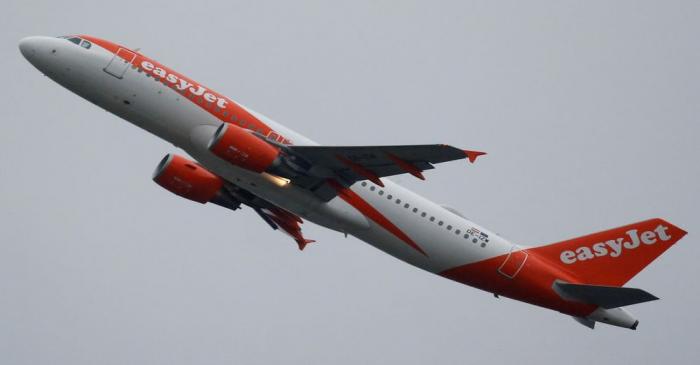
[[152, 154, 238, 211]]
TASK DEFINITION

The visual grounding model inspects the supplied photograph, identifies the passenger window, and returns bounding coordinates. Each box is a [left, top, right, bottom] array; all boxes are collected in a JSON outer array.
[[438, 221, 444, 226], [378, 190, 384, 195], [403, 203, 409, 208], [412, 208, 418, 213], [421, 212, 426, 217], [447, 225, 452, 230], [370, 186, 376, 191], [80, 40, 92, 49], [455, 229, 461, 235], [387, 195, 392, 199], [430, 217, 435, 222]]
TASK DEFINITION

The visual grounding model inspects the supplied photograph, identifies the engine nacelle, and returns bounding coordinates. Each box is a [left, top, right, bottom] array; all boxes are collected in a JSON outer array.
[[152, 154, 224, 204], [207, 123, 281, 173]]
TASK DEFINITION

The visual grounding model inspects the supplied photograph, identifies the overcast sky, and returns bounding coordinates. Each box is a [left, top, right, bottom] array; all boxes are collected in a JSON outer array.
[[1, 1, 699, 364]]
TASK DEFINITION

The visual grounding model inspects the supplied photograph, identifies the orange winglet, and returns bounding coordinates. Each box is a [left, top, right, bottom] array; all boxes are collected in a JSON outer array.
[[336, 155, 384, 187], [464, 150, 487, 163], [268, 211, 315, 251], [296, 239, 316, 251], [386, 153, 425, 180]]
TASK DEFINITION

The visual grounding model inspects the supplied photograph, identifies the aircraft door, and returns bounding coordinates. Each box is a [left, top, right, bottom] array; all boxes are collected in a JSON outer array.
[[497, 245, 528, 279], [103, 48, 136, 79]]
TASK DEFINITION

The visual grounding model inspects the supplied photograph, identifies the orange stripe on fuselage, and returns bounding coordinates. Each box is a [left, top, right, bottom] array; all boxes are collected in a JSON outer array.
[[80, 35, 293, 145], [328, 180, 427, 256]]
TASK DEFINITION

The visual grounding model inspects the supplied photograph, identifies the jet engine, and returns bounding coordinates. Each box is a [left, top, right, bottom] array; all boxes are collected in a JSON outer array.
[[207, 123, 281, 173], [152, 153, 240, 210]]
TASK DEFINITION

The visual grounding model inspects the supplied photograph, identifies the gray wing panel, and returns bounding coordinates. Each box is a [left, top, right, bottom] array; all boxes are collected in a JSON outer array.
[[287, 144, 467, 180], [553, 282, 659, 309]]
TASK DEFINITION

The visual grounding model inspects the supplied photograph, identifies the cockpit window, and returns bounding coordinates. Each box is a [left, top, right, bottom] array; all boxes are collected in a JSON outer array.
[[58, 36, 89, 48]]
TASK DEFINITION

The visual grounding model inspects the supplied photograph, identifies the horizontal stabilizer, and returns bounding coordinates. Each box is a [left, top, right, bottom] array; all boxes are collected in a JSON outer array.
[[554, 282, 659, 309], [572, 316, 596, 329]]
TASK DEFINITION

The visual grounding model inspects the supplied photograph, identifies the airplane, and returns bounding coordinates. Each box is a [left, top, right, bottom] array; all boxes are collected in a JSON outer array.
[[19, 34, 688, 330]]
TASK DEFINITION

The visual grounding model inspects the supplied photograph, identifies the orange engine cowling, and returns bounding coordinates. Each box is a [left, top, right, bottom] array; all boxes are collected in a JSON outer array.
[[207, 123, 280, 173], [152, 154, 223, 204]]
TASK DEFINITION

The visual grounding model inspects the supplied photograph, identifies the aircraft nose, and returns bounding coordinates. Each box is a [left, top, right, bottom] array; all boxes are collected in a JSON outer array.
[[19, 36, 63, 74], [18, 36, 43, 59]]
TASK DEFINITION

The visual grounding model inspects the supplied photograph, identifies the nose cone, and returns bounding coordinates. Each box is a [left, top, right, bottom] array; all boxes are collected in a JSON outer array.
[[18, 36, 43, 60], [19, 36, 64, 74]]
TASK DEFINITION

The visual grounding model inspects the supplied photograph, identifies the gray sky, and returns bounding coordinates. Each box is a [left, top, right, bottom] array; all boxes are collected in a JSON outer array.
[[1, 1, 699, 364]]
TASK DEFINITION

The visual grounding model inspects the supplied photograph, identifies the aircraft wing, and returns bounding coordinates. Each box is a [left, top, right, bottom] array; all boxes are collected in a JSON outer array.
[[280, 144, 485, 200]]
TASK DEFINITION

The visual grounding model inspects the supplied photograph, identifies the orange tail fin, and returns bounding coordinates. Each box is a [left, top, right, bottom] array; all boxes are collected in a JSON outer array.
[[534, 218, 687, 287]]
